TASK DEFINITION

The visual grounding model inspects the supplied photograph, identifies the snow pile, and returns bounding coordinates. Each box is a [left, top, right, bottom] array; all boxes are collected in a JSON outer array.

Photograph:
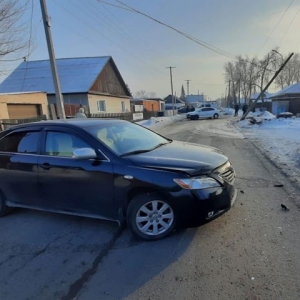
[[259, 111, 276, 119], [137, 114, 185, 130], [237, 118, 300, 183], [247, 111, 263, 117]]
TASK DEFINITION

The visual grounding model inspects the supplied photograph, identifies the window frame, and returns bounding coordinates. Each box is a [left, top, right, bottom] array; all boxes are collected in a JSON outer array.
[[121, 101, 126, 112], [39, 127, 109, 161], [97, 100, 106, 112], [0, 128, 42, 155]]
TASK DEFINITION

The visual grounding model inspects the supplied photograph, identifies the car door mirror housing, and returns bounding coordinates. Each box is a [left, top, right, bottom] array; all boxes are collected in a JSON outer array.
[[72, 148, 97, 159]]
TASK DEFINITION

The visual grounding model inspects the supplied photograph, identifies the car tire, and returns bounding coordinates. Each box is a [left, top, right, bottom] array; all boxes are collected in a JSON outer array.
[[213, 113, 219, 119], [0, 192, 13, 217], [127, 193, 176, 241], [195, 115, 199, 120]]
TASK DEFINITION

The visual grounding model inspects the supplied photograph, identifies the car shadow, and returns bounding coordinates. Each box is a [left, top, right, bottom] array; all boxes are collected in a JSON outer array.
[[73, 226, 197, 299], [0, 208, 197, 300]]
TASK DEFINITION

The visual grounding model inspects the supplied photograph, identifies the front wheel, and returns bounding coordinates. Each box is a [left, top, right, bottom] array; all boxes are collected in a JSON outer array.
[[213, 113, 219, 119], [127, 193, 176, 241]]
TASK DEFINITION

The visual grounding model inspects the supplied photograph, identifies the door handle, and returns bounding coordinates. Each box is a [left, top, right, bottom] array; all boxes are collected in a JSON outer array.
[[40, 163, 52, 170]]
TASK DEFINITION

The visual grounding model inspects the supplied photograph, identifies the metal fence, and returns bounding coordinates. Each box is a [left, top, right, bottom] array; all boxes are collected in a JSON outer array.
[[0, 115, 47, 131]]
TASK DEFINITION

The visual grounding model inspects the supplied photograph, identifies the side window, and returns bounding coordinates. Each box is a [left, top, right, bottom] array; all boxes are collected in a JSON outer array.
[[0, 131, 40, 154], [45, 132, 91, 157]]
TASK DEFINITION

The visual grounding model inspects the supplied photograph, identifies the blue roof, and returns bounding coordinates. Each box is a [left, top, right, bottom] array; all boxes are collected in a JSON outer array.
[[0, 56, 111, 94]]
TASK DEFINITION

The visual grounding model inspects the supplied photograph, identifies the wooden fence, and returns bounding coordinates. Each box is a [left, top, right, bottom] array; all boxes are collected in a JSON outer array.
[[0, 115, 47, 131]]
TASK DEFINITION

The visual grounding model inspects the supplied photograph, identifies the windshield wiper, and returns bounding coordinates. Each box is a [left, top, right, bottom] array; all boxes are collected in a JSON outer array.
[[120, 141, 171, 157], [151, 141, 171, 150], [120, 149, 153, 157]]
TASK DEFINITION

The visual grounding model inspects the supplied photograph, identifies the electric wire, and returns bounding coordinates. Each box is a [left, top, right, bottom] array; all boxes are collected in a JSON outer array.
[[51, 0, 165, 74], [98, 0, 275, 72], [257, 0, 295, 53], [277, 6, 300, 46]]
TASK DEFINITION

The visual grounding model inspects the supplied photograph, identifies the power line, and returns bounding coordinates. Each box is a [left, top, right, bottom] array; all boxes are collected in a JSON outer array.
[[77, 0, 164, 60], [112, 0, 237, 60], [98, 1, 276, 72], [277, 6, 300, 46], [257, 0, 295, 53], [50, 0, 165, 74]]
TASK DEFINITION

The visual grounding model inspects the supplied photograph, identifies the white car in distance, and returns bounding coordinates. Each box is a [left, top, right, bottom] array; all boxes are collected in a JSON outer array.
[[187, 107, 220, 120]]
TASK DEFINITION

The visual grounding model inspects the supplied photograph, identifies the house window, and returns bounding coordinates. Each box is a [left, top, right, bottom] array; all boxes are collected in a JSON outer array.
[[97, 100, 106, 112], [121, 101, 125, 112]]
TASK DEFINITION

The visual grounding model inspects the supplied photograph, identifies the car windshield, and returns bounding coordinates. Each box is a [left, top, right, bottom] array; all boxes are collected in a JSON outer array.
[[84, 122, 171, 156]]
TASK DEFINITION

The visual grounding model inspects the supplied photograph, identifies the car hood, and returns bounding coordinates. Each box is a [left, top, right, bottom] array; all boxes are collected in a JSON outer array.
[[127, 141, 228, 175]]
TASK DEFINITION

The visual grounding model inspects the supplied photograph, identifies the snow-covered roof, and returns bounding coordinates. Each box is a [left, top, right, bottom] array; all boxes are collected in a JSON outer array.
[[0, 56, 111, 94], [250, 91, 274, 100], [270, 82, 300, 98]]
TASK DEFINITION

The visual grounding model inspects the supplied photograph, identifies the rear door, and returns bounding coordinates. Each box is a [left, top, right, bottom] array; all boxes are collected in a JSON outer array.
[[0, 128, 41, 205], [197, 108, 206, 118]]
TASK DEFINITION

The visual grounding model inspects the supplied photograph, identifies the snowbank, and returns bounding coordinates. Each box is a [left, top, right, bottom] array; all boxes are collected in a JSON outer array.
[[137, 114, 186, 130]]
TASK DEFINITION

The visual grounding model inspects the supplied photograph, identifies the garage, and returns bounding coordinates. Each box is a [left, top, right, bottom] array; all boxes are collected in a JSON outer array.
[[7, 104, 41, 119]]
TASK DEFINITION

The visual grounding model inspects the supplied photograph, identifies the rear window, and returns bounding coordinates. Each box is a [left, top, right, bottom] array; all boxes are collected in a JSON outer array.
[[0, 131, 40, 154]]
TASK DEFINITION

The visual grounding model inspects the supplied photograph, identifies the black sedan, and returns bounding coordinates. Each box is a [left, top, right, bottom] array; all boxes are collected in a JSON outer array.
[[0, 119, 236, 240]]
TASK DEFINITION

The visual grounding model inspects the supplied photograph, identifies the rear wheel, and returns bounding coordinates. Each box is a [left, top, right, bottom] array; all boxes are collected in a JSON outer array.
[[127, 193, 176, 241], [0, 193, 13, 217], [213, 113, 219, 119]]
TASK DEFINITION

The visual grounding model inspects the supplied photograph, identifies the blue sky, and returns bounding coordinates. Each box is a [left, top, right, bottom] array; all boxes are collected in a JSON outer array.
[[1, 0, 300, 99]]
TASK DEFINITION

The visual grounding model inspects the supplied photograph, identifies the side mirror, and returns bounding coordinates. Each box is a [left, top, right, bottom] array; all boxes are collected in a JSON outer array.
[[72, 148, 97, 159]]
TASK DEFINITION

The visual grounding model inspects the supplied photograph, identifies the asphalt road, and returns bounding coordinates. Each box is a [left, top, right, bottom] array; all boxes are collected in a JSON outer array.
[[1, 117, 300, 300]]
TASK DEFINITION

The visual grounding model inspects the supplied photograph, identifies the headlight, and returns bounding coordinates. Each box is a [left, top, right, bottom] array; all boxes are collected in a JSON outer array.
[[174, 177, 221, 190]]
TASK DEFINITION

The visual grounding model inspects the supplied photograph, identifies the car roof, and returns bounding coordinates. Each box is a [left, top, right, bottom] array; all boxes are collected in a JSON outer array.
[[1, 118, 128, 132]]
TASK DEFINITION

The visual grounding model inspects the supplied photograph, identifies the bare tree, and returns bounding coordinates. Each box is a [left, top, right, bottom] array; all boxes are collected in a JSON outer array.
[[147, 92, 157, 98], [0, 0, 30, 61], [275, 53, 300, 88], [255, 50, 278, 103], [134, 90, 156, 98], [224, 50, 287, 106]]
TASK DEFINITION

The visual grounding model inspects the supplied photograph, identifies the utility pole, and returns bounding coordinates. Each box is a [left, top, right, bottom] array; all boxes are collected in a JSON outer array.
[[241, 53, 294, 120], [40, 0, 65, 119], [227, 80, 231, 108], [238, 79, 241, 106], [167, 67, 176, 115], [185, 79, 191, 96]]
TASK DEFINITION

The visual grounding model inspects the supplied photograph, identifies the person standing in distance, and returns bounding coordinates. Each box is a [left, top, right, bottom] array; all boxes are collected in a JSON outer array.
[[74, 107, 87, 118]]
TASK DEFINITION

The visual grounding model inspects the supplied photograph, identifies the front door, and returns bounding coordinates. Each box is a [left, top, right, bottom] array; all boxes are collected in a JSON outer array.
[[37, 130, 116, 220]]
